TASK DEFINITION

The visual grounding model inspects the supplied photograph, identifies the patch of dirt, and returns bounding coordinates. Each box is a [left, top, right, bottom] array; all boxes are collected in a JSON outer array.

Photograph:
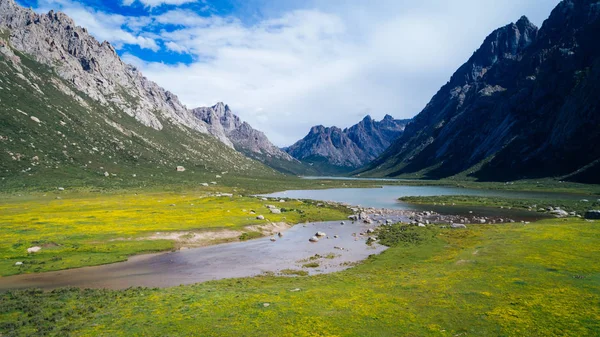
[[138, 222, 291, 248]]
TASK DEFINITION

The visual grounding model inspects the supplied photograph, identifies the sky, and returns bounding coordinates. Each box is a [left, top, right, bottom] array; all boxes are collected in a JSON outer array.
[[17, 0, 561, 146]]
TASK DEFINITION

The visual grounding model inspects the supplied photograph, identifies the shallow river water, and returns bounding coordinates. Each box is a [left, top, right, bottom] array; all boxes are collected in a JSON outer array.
[[0, 218, 398, 290]]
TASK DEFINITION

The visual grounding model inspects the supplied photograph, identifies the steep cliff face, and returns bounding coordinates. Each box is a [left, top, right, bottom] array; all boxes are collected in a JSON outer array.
[[361, 0, 600, 183], [0, 0, 281, 187], [286, 115, 409, 174]]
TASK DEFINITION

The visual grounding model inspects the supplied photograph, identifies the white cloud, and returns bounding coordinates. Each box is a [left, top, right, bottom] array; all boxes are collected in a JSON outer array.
[[35, 0, 159, 51], [122, 0, 198, 7]]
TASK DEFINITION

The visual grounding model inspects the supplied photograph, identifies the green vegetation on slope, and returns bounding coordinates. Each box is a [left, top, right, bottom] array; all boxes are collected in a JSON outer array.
[[1, 219, 598, 336], [399, 195, 600, 216], [0, 191, 350, 276], [0, 45, 281, 191]]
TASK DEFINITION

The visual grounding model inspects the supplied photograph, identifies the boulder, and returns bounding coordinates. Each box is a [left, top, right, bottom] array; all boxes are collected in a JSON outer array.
[[550, 209, 569, 217], [418, 223, 426, 227], [270, 208, 281, 214], [176, 166, 186, 172], [256, 215, 265, 220], [104, 171, 110, 177], [451, 223, 467, 229], [15, 261, 23, 266], [27, 246, 42, 253], [366, 228, 375, 233], [315, 231, 326, 237], [584, 210, 600, 220], [309, 236, 319, 242]]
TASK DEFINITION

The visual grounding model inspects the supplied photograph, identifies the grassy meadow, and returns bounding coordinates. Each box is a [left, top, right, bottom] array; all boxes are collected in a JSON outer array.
[[0, 218, 598, 336], [399, 195, 600, 215], [0, 190, 350, 276]]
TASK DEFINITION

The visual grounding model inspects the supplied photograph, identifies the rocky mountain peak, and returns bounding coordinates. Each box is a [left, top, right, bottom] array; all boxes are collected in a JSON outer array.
[[450, 15, 538, 85], [191, 103, 297, 165], [360, 0, 600, 183], [286, 115, 410, 173]]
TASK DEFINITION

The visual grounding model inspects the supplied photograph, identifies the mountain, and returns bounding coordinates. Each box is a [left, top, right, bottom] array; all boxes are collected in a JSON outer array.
[[286, 115, 410, 174], [191, 103, 313, 175], [0, 0, 281, 188], [360, 0, 600, 184]]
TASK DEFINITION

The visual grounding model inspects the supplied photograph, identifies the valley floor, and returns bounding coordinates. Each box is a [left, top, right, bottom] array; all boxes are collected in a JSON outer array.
[[1, 218, 598, 336], [0, 178, 599, 336]]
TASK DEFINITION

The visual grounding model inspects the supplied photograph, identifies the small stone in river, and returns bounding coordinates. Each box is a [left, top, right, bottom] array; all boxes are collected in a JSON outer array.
[[366, 228, 375, 233], [270, 238, 276, 242], [309, 236, 319, 242], [316, 231, 326, 237], [340, 221, 345, 225], [334, 235, 339, 238], [278, 232, 283, 238]]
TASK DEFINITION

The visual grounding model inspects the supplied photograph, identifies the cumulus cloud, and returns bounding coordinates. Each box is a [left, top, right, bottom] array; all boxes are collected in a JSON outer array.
[[35, 0, 159, 51]]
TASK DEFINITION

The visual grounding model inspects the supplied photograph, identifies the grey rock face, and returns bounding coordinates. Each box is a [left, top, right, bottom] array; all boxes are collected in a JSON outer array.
[[286, 115, 410, 172], [191, 102, 295, 162], [362, 2, 600, 183], [0, 0, 235, 147]]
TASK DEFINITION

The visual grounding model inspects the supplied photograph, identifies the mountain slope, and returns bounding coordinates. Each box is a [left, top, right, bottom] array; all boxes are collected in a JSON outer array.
[[286, 115, 410, 175], [360, 0, 600, 183], [0, 0, 281, 188], [191, 103, 314, 175]]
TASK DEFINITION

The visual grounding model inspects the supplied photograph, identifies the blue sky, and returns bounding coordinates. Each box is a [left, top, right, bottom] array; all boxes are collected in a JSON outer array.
[[17, 0, 561, 146]]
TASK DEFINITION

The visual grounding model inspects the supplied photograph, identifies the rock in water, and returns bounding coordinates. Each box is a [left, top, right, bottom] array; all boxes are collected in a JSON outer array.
[[550, 209, 569, 217], [309, 236, 319, 242], [585, 210, 600, 220]]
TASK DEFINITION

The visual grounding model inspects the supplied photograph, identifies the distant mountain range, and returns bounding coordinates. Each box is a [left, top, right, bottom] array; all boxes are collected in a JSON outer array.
[[286, 115, 410, 174], [1, 0, 598, 185], [360, 0, 600, 183]]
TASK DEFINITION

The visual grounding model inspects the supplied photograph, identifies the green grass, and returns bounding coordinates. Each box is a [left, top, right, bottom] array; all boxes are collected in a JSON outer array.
[[399, 195, 600, 215], [1, 219, 598, 336], [301, 262, 320, 268], [278, 269, 309, 277], [0, 191, 350, 276]]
